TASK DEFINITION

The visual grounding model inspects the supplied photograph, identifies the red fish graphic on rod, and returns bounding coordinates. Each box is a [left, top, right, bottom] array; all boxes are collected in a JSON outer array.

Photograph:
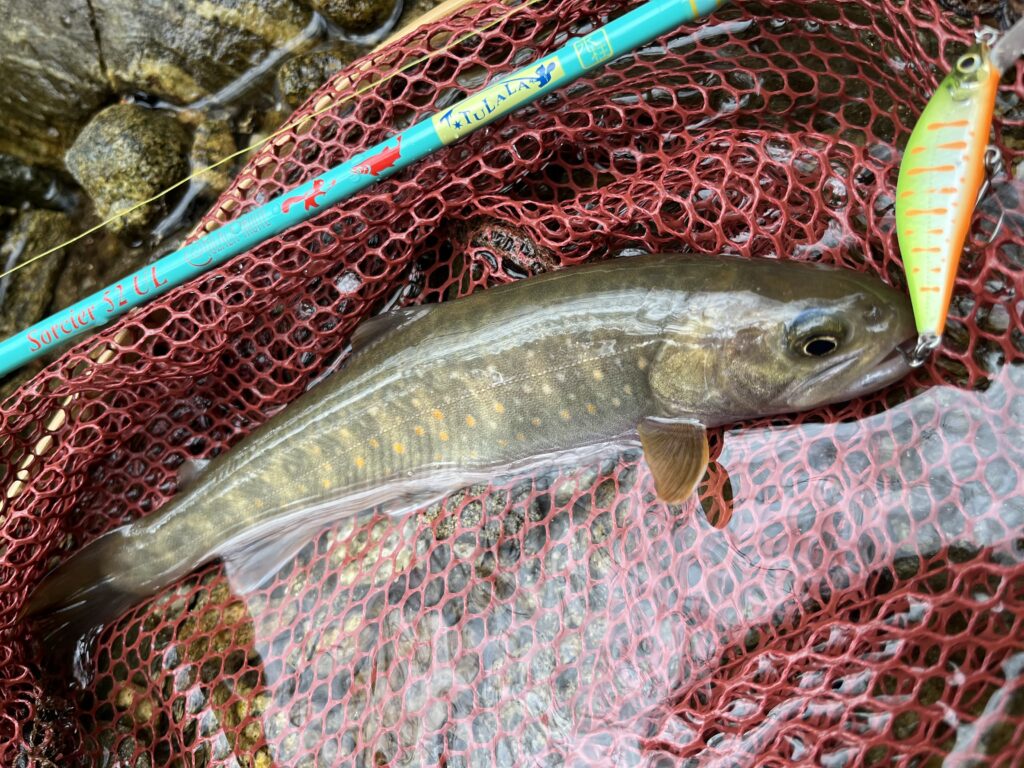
[[353, 137, 403, 176], [281, 179, 337, 214]]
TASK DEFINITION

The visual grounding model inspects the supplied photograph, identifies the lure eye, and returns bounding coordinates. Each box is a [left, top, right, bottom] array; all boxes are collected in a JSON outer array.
[[957, 53, 981, 73], [801, 336, 839, 357]]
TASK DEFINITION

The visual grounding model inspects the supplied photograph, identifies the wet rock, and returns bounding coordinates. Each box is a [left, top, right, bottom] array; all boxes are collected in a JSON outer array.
[[66, 104, 192, 235], [0, 153, 76, 211], [51, 229, 150, 315], [0, 0, 110, 168], [306, 0, 401, 34], [276, 43, 365, 107], [394, 0, 447, 32], [92, 0, 313, 105], [190, 119, 238, 196], [0, 359, 45, 403], [0, 210, 72, 343], [0, 207, 16, 233]]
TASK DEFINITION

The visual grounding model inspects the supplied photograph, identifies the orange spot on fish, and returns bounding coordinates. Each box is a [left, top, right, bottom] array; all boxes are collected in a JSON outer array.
[[906, 208, 948, 216], [930, 267, 943, 273], [465, 415, 476, 427], [911, 247, 941, 253], [900, 190, 915, 198], [912, 267, 922, 273], [937, 141, 968, 150], [908, 165, 956, 176], [432, 409, 444, 421], [927, 120, 970, 130], [927, 228, 944, 234], [355, 457, 366, 469], [904, 230, 916, 236], [393, 442, 405, 455], [910, 146, 927, 154], [919, 286, 941, 292], [439, 430, 449, 441], [414, 426, 425, 436]]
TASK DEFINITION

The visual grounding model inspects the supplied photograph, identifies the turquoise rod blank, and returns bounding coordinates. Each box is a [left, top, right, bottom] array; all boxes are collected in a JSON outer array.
[[0, 0, 725, 378]]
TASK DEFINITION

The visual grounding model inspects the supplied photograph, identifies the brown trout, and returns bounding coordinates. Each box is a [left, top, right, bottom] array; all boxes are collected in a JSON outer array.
[[26, 253, 914, 644]]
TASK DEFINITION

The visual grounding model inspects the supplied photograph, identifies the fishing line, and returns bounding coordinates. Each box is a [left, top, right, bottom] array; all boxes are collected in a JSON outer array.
[[0, 0, 546, 283]]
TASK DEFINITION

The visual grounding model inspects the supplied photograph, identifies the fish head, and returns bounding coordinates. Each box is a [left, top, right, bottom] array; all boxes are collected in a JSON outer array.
[[649, 259, 916, 424]]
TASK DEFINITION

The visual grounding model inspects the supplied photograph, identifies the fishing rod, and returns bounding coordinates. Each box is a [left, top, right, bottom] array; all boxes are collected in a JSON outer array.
[[0, 0, 727, 379]]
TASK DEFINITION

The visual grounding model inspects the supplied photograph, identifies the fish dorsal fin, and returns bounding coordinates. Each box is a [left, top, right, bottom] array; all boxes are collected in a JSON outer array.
[[637, 417, 709, 503], [350, 305, 433, 352]]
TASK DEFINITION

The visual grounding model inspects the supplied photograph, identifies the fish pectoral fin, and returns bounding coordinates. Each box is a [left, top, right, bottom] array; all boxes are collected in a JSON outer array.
[[177, 458, 211, 492], [351, 305, 434, 352], [637, 417, 709, 503], [222, 524, 320, 594]]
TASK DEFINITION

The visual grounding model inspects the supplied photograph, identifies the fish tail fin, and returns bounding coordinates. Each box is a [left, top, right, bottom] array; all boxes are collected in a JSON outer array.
[[22, 530, 142, 661]]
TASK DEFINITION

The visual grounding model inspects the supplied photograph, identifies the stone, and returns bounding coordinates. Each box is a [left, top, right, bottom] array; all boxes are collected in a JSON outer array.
[[0, 153, 76, 210], [190, 118, 238, 196], [0, 210, 72, 343], [65, 104, 192, 235], [394, 0, 448, 34], [50, 229, 149, 316], [305, 0, 401, 35], [92, 0, 313, 105], [0, 0, 110, 168], [276, 43, 365, 108]]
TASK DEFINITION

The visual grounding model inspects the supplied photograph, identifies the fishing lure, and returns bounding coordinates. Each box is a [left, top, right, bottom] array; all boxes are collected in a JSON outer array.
[[896, 18, 1024, 365]]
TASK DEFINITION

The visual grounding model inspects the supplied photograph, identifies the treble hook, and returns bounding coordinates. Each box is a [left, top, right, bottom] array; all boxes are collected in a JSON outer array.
[[975, 145, 1007, 245]]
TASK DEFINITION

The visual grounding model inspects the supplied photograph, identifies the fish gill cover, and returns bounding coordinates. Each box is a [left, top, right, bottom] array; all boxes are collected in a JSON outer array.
[[2, 0, 1023, 765]]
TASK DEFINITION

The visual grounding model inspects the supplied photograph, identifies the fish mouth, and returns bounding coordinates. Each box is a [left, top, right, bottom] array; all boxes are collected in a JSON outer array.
[[840, 346, 913, 402], [787, 342, 913, 410]]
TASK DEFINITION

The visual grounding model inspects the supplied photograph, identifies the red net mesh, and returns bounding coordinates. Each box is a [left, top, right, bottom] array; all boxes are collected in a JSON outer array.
[[4, 0, 1024, 764]]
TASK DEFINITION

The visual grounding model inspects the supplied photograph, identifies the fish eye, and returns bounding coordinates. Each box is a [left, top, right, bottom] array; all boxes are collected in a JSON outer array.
[[787, 309, 848, 358], [801, 335, 839, 357], [957, 53, 981, 73]]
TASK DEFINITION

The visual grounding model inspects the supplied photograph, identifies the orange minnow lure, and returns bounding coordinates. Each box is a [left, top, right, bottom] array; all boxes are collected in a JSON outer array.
[[895, 19, 1024, 365], [895, 40, 1001, 362]]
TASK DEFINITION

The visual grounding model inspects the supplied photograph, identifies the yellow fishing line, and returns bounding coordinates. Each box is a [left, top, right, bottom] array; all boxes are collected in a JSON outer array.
[[0, 0, 546, 283]]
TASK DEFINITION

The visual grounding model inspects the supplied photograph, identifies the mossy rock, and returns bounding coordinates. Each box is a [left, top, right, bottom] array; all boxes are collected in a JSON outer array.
[[65, 104, 192, 235], [0, 0, 110, 168], [92, 0, 313, 105], [305, 0, 401, 34], [0, 209, 72, 342], [276, 42, 365, 108]]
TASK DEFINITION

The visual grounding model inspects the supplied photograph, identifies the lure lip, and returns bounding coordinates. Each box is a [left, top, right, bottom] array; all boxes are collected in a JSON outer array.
[[990, 15, 1024, 75]]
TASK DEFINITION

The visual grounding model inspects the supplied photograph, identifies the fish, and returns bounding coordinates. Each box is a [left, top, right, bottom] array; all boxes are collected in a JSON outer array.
[[894, 16, 1024, 361], [24, 253, 915, 649], [353, 137, 403, 176]]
